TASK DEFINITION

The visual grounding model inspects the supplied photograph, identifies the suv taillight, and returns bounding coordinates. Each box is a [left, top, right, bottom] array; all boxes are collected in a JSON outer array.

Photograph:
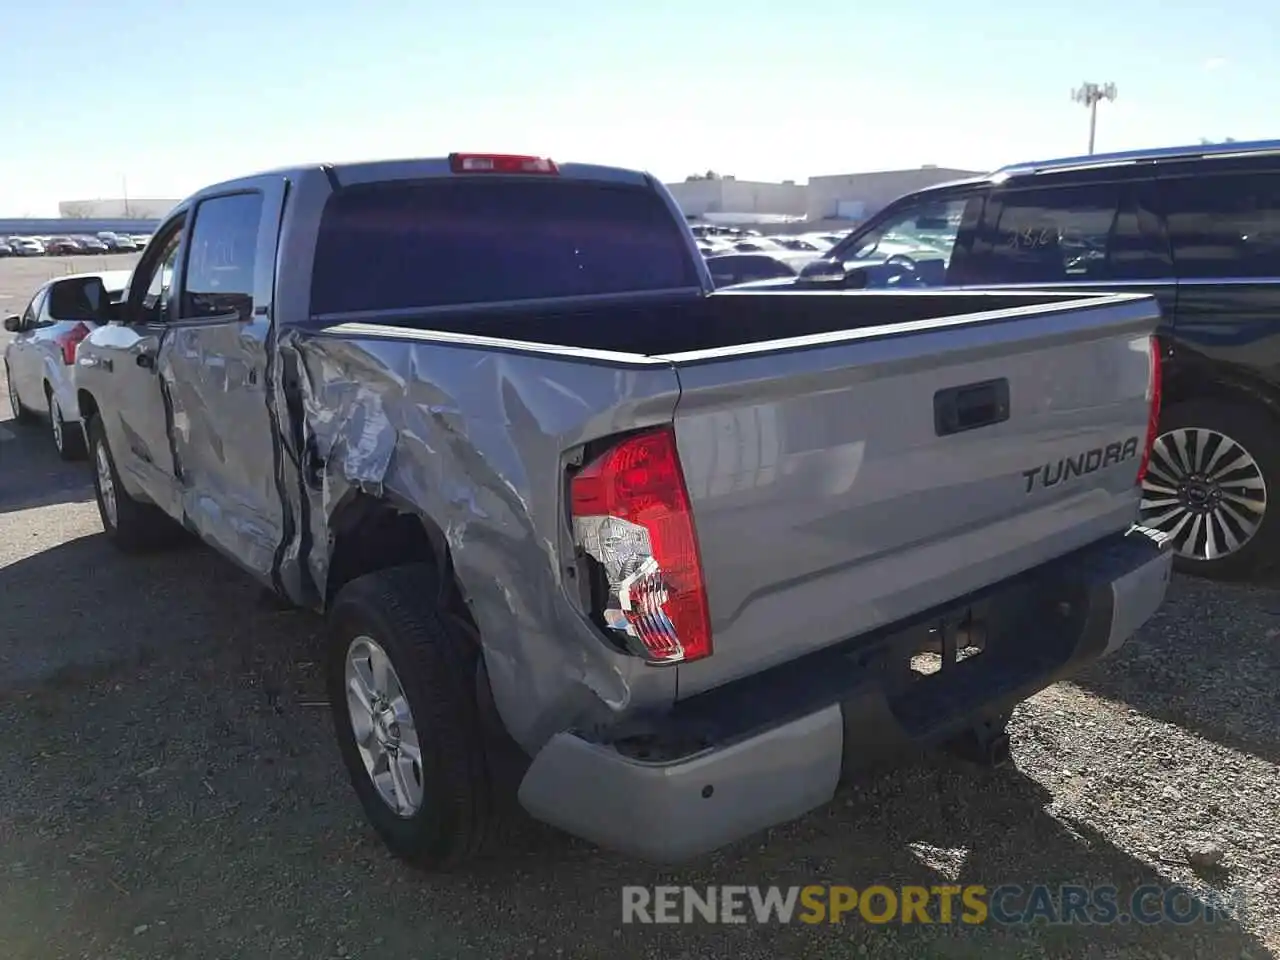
[[56, 321, 90, 365], [1136, 335, 1163, 485], [569, 426, 712, 665]]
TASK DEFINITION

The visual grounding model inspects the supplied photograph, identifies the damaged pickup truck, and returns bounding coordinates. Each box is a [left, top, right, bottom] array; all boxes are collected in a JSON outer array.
[[66, 152, 1172, 867]]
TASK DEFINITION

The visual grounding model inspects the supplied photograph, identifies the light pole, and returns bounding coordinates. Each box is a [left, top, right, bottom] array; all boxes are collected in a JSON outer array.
[[1071, 82, 1117, 155]]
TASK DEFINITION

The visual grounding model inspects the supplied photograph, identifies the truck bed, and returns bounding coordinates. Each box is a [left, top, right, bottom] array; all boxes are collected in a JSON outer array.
[[333, 288, 1101, 357], [307, 286, 1160, 701]]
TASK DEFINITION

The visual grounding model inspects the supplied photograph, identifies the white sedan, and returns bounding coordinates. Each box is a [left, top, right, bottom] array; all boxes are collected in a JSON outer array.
[[3, 270, 132, 460]]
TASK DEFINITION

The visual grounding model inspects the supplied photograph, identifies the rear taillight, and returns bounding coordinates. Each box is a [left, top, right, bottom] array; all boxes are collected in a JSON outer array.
[[1136, 335, 1163, 485], [448, 153, 558, 175], [569, 427, 712, 665], [56, 322, 90, 365]]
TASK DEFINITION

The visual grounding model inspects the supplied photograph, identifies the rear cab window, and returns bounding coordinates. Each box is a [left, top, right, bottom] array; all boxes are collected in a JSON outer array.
[[310, 177, 700, 317]]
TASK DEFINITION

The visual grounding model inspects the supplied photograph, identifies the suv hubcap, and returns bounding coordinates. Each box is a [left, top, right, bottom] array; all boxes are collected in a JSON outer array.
[[50, 400, 63, 450], [344, 636, 424, 817], [1140, 427, 1267, 561]]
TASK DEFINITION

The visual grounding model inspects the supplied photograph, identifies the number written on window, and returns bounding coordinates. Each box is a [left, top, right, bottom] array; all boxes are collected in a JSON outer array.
[[183, 193, 263, 321]]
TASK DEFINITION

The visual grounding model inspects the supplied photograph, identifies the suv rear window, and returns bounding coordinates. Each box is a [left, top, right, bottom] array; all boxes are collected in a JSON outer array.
[[310, 178, 699, 316]]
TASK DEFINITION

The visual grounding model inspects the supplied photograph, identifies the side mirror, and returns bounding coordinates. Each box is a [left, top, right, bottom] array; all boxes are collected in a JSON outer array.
[[47, 276, 109, 323], [3, 315, 20, 333]]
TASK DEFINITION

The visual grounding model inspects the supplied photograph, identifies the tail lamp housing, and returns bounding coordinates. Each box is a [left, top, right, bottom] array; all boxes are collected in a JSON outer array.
[[569, 427, 712, 665], [1136, 335, 1163, 485]]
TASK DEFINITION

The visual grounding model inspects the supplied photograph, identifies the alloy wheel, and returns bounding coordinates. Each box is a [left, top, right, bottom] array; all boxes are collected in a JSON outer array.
[[50, 398, 63, 451], [1140, 426, 1268, 562], [344, 636, 424, 817]]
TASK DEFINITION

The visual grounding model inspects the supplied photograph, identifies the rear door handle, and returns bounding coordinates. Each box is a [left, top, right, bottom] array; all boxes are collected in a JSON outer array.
[[934, 378, 1010, 436]]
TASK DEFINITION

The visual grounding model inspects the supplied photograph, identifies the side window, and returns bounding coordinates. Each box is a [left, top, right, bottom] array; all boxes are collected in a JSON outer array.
[[841, 194, 978, 287], [181, 193, 263, 322], [124, 215, 186, 325], [147, 234, 182, 321], [21, 288, 49, 328], [1161, 172, 1280, 280], [974, 184, 1122, 284]]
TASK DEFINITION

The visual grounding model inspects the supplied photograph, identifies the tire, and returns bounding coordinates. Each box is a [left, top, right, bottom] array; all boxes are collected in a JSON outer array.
[[4, 364, 36, 424], [327, 563, 500, 870], [1140, 398, 1280, 581], [46, 387, 85, 461], [87, 414, 182, 552]]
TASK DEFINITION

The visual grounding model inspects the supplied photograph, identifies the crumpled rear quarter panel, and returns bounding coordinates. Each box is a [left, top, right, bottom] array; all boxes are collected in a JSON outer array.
[[279, 328, 683, 750]]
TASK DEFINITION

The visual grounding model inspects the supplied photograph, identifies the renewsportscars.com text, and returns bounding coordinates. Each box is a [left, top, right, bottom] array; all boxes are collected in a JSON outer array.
[[621, 884, 1244, 926]]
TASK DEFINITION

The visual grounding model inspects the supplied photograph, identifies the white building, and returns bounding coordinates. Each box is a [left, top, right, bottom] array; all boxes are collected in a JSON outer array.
[[664, 177, 807, 218], [664, 165, 985, 230], [58, 197, 180, 220], [804, 166, 982, 222]]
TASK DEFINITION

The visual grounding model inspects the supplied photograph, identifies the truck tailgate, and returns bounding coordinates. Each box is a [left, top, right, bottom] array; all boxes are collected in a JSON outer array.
[[665, 293, 1160, 698]]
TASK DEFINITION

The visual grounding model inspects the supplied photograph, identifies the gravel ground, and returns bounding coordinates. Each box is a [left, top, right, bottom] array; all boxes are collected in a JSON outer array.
[[1, 258, 1277, 959]]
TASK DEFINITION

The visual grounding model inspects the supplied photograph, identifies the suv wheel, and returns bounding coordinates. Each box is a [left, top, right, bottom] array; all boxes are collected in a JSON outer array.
[[327, 564, 500, 869], [5, 364, 35, 423], [47, 389, 85, 461], [1140, 399, 1280, 580]]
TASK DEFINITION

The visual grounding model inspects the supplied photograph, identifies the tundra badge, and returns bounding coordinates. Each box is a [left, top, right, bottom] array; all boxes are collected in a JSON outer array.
[[1023, 437, 1141, 493]]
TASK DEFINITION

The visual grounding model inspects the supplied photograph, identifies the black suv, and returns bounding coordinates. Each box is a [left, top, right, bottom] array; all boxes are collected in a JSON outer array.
[[772, 139, 1280, 581]]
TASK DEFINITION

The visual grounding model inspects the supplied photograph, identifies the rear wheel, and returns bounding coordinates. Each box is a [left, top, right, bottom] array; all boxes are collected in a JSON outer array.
[[1139, 399, 1280, 581], [87, 415, 183, 551], [46, 387, 85, 461], [327, 564, 501, 869]]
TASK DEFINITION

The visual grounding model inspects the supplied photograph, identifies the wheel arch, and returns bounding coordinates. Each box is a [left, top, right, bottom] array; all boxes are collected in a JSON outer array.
[[1162, 353, 1280, 426], [323, 492, 476, 634]]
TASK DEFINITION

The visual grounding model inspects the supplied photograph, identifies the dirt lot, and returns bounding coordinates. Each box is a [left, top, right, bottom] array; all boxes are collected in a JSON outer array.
[[1, 256, 1277, 959]]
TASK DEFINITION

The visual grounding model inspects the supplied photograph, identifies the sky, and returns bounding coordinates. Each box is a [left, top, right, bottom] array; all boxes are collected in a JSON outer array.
[[1, 0, 1276, 215]]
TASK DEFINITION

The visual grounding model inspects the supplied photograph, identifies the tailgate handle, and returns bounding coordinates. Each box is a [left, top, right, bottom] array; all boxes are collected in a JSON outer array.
[[934, 378, 1010, 436]]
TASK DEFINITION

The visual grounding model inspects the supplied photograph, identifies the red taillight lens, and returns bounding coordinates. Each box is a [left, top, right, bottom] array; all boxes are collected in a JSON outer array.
[[448, 153, 558, 175], [56, 321, 91, 365], [570, 427, 712, 665], [1136, 335, 1163, 485]]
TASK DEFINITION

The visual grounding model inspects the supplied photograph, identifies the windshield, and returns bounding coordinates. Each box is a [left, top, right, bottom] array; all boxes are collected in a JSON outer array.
[[842, 196, 970, 263], [310, 177, 699, 316]]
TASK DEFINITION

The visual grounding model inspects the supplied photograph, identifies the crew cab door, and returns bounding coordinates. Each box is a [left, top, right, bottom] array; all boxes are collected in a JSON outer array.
[[155, 179, 288, 579], [77, 214, 186, 511]]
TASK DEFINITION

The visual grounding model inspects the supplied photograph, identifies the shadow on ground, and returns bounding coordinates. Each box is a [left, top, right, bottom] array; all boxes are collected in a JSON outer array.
[[0, 535, 1271, 959], [1072, 573, 1280, 768], [0, 413, 96, 516]]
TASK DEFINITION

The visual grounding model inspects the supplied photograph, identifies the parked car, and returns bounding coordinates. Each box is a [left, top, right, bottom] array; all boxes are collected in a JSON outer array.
[[70, 152, 1169, 868], [97, 231, 137, 253], [0, 241, 12, 257], [75, 235, 110, 254], [131, 234, 153, 250], [705, 250, 822, 287], [741, 138, 1280, 582], [43, 236, 81, 256], [7, 236, 45, 256], [3, 270, 131, 459]]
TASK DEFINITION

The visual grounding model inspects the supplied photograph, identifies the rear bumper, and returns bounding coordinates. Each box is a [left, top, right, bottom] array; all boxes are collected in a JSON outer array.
[[517, 526, 1172, 862]]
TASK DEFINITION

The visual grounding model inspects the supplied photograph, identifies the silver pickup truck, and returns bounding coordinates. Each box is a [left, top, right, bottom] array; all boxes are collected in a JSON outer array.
[[60, 153, 1171, 867]]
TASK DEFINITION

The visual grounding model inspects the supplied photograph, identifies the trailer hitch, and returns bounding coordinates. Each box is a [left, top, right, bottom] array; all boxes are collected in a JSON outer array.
[[942, 712, 1013, 768]]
